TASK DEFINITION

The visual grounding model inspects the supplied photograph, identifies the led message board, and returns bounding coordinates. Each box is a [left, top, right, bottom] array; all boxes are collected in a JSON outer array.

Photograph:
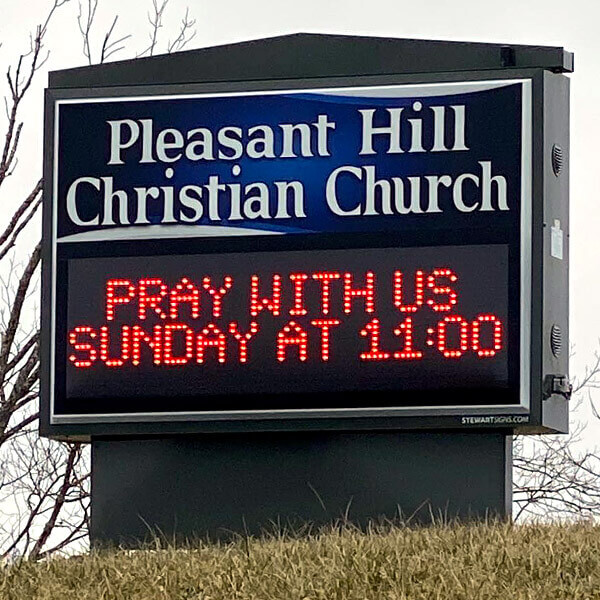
[[41, 73, 570, 437], [62, 244, 510, 416]]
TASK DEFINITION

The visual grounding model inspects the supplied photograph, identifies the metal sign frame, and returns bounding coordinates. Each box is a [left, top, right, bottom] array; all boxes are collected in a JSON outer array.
[[40, 67, 569, 440]]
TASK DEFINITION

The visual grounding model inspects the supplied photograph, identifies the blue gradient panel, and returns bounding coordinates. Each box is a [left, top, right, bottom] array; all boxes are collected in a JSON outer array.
[[55, 82, 523, 241]]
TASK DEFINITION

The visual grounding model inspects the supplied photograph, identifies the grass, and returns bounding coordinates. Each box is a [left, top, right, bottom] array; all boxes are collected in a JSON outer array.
[[1, 521, 600, 599]]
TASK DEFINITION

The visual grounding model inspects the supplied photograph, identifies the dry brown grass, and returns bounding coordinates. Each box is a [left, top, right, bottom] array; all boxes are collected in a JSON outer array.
[[1, 521, 599, 599]]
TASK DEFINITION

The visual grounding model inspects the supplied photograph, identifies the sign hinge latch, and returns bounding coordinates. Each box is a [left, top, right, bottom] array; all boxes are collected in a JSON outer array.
[[543, 374, 572, 401]]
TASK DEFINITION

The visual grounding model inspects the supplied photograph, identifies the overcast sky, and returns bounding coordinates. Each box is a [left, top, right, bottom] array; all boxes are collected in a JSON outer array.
[[1, 0, 599, 446]]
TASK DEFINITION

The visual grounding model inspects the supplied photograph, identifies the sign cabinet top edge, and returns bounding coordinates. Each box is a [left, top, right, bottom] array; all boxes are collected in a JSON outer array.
[[47, 33, 574, 90]]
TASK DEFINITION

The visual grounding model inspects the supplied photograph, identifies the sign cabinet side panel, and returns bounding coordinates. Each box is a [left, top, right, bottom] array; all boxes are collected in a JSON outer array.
[[541, 72, 570, 434]]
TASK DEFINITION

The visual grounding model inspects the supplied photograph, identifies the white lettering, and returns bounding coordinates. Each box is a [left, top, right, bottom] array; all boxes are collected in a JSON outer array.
[[326, 165, 363, 216], [66, 177, 101, 226], [359, 108, 404, 155], [107, 120, 139, 165]]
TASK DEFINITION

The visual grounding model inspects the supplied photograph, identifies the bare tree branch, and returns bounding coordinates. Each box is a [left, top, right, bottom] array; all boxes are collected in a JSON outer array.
[[77, 0, 98, 65], [77, 0, 130, 64], [5, 331, 38, 374], [1, 1, 69, 187], [100, 16, 131, 63], [28, 444, 80, 561], [0, 244, 40, 387], [0, 179, 42, 252], [167, 7, 197, 54], [138, 0, 197, 57], [0, 412, 39, 445]]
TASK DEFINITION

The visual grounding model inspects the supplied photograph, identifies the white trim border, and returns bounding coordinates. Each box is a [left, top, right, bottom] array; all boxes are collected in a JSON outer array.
[[50, 78, 533, 424]]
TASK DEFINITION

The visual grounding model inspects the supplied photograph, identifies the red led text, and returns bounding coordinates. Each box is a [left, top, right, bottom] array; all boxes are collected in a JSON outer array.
[[69, 267, 504, 368]]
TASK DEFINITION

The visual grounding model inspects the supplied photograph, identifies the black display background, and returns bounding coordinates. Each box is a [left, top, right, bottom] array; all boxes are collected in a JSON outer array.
[[56, 239, 516, 416]]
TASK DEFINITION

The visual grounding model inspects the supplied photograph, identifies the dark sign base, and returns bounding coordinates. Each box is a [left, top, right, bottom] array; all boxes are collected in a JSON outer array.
[[90, 431, 512, 547]]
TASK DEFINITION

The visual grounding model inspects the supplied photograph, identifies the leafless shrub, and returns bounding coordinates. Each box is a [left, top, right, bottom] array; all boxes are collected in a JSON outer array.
[[514, 350, 600, 521]]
